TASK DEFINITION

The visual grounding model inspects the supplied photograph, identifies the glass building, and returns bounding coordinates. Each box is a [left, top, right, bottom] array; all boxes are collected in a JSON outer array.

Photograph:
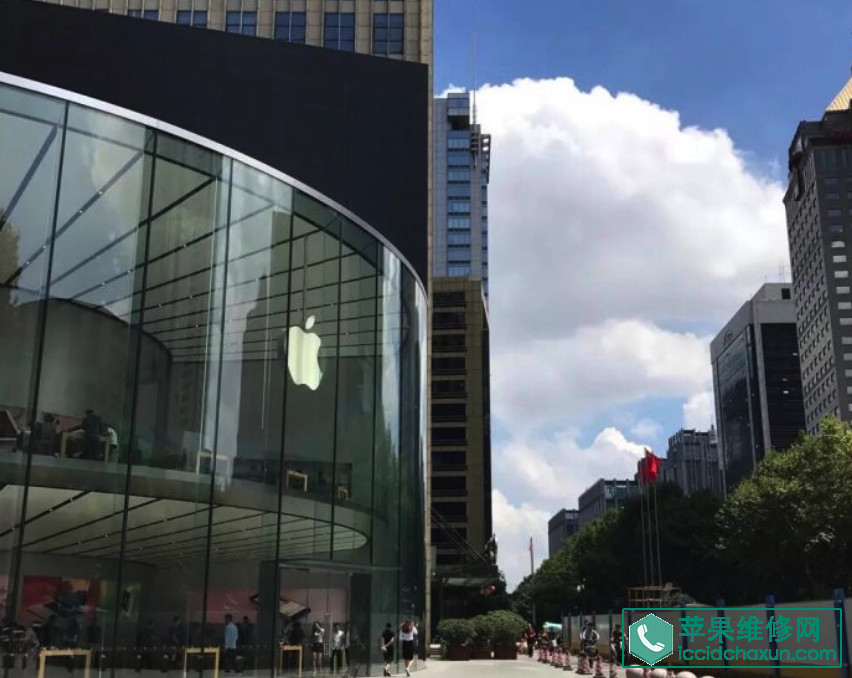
[[0, 71, 426, 677]]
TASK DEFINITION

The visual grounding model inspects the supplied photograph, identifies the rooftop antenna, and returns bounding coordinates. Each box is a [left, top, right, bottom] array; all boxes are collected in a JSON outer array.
[[778, 263, 788, 283], [471, 0, 478, 125]]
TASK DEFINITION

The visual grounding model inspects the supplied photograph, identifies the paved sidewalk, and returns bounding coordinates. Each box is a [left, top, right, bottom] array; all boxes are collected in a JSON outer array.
[[418, 657, 628, 678]]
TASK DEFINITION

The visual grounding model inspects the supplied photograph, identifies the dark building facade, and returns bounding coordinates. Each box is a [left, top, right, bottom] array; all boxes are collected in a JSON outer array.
[[710, 283, 806, 493], [662, 429, 723, 496], [785, 68, 852, 434], [547, 509, 579, 557], [0, 2, 427, 674], [577, 479, 639, 528], [429, 278, 495, 623]]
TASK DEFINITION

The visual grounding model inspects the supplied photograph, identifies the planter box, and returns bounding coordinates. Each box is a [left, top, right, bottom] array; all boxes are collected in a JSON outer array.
[[471, 646, 493, 660], [446, 645, 471, 661], [494, 644, 518, 660]]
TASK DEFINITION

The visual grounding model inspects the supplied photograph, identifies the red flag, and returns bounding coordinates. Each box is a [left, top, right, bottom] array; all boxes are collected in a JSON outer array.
[[643, 448, 660, 483]]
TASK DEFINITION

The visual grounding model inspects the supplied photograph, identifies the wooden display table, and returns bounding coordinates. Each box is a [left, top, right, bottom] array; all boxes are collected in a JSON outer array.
[[38, 648, 92, 678], [59, 431, 110, 460], [278, 644, 302, 676], [183, 647, 219, 678]]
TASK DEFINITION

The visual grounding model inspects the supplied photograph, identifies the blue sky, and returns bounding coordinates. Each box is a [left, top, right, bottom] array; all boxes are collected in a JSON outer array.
[[437, 0, 852, 168], [438, 0, 852, 584]]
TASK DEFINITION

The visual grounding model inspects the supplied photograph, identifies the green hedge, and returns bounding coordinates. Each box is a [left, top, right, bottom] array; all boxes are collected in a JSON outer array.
[[437, 618, 474, 645]]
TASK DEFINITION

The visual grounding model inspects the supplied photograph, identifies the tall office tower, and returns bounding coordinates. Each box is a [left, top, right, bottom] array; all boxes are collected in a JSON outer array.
[[37, 0, 432, 67], [710, 283, 806, 493], [430, 278, 495, 622], [433, 92, 492, 296], [662, 429, 723, 496], [784, 67, 852, 434], [577, 479, 639, 528], [547, 509, 579, 557]]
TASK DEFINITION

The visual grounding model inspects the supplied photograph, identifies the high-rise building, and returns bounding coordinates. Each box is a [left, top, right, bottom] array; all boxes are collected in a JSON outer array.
[[710, 283, 806, 492], [662, 429, 723, 496], [784, 67, 852, 434], [34, 0, 433, 67], [433, 92, 491, 295], [429, 278, 494, 621], [577, 479, 639, 528], [548, 509, 579, 557]]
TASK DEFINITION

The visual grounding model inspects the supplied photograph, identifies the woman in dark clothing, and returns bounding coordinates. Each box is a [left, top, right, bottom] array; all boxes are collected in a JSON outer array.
[[380, 623, 395, 677], [310, 621, 324, 675], [399, 620, 417, 677]]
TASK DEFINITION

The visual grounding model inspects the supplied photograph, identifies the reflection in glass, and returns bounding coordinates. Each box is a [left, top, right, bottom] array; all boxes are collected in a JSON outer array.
[[0, 79, 425, 678]]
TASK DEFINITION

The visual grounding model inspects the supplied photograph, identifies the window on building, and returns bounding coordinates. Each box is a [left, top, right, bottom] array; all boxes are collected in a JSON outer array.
[[128, 8, 158, 19], [831, 224, 844, 233], [839, 287, 851, 294], [835, 255, 848, 263], [448, 170, 471, 182], [433, 379, 466, 396], [226, 10, 256, 35], [434, 312, 466, 329], [434, 291, 466, 307], [433, 334, 466, 352], [448, 231, 471, 246], [275, 12, 306, 42], [828, 209, 843, 218], [448, 201, 470, 214], [432, 476, 467, 495], [432, 356, 466, 375], [448, 137, 470, 149], [324, 12, 355, 50], [447, 184, 471, 199], [433, 502, 467, 520], [781, 287, 791, 299], [447, 152, 471, 167], [448, 217, 470, 229], [177, 9, 206, 26], [448, 247, 470, 263], [431, 427, 467, 445], [433, 451, 466, 468], [372, 13, 404, 55], [840, 302, 852, 310], [448, 264, 471, 276], [833, 241, 846, 249], [827, 193, 841, 200], [432, 402, 467, 420]]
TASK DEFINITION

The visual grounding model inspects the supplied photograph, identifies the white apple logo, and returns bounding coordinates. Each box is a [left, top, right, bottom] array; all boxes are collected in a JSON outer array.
[[287, 315, 323, 390]]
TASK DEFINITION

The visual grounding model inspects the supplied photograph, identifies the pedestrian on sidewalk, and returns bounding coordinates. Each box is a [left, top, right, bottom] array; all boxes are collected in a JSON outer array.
[[380, 623, 395, 677], [399, 620, 418, 677]]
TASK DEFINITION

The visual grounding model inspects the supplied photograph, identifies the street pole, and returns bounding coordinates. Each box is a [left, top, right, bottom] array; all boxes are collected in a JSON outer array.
[[530, 537, 537, 627]]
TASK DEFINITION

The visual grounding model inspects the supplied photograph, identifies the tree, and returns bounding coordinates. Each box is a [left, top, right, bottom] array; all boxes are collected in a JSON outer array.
[[718, 417, 852, 601]]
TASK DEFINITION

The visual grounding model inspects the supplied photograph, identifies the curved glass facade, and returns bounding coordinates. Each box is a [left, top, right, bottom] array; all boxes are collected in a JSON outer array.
[[0, 80, 426, 676]]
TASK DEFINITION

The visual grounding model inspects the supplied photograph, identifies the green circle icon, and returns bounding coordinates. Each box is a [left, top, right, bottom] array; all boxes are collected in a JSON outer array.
[[628, 613, 674, 666]]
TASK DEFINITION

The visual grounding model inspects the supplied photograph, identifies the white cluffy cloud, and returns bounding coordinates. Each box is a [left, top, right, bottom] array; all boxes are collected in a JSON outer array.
[[470, 76, 789, 587]]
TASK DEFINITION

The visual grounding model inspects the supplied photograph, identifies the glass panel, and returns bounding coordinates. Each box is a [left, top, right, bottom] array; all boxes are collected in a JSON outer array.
[[205, 161, 292, 678], [370, 249, 401, 667], [125, 134, 229, 673], [0, 84, 65, 647], [27, 104, 151, 675], [280, 191, 340, 563]]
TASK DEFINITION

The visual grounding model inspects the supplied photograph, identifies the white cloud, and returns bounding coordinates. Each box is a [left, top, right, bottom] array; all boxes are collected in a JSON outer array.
[[631, 418, 664, 440], [475, 77, 789, 587], [683, 390, 715, 430], [492, 319, 713, 435], [492, 490, 549, 588], [493, 426, 649, 587]]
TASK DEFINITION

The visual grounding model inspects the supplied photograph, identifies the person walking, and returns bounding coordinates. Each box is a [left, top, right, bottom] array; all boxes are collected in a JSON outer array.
[[310, 621, 325, 676], [609, 624, 623, 666], [399, 620, 417, 677], [223, 615, 239, 674], [332, 623, 345, 673], [380, 623, 395, 677], [525, 623, 535, 658]]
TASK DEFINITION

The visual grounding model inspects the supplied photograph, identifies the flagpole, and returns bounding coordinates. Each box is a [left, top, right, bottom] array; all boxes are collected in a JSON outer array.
[[653, 480, 663, 588], [530, 537, 537, 627], [638, 460, 649, 588], [643, 454, 656, 587]]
